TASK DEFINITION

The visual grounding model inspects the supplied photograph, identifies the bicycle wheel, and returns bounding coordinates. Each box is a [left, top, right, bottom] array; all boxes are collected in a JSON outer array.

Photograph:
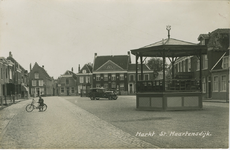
[[42, 104, 47, 111], [26, 104, 34, 112]]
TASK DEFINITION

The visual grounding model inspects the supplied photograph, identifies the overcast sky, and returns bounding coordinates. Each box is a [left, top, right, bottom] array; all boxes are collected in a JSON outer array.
[[0, 0, 229, 78]]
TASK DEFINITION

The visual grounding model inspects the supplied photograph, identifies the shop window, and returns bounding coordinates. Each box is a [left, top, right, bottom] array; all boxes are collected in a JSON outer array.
[[111, 82, 116, 88]]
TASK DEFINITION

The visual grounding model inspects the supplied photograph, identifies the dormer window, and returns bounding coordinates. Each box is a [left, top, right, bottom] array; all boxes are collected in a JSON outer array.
[[222, 56, 229, 69], [35, 73, 39, 79]]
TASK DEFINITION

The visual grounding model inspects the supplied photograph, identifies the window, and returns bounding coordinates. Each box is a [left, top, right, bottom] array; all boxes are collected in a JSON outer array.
[[129, 75, 134, 81], [120, 83, 124, 91], [182, 61, 185, 72], [9, 69, 12, 79], [187, 58, 191, 72], [202, 55, 208, 69], [5, 68, 7, 79], [179, 62, 182, 72], [104, 74, 108, 81], [222, 56, 229, 69], [31, 88, 35, 95], [61, 87, 64, 93], [96, 75, 100, 81], [177, 63, 179, 72], [138, 74, 141, 81], [86, 76, 90, 83], [39, 80, 43, 86], [111, 82, 116, 88], [66, 79, 69, 84], [196, 58, 200, 71], [145, 74, 149, 81], [82, 70, 86, 73], [111, 74, 116, 81], [120, 74, 124, 80], [39, 88, 44, 95], [202, 78, 206, 93], [220, 75, 226, 91], [213, 76, 219, 92], [71, 87, 75, 93], [80, 76, 84, 83], [32, 80, 36, 86], [34, 73, 39, 79]]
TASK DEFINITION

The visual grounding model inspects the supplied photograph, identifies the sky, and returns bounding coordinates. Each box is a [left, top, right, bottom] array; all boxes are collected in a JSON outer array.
[[0, 0, 229, 78]]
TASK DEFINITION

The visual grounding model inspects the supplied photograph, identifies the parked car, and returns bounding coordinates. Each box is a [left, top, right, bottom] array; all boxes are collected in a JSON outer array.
[[88, 88, 118, 100]]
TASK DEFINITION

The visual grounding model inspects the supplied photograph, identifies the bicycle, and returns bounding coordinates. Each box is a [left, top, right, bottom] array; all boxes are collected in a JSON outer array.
[[26, 99, 47, 112]]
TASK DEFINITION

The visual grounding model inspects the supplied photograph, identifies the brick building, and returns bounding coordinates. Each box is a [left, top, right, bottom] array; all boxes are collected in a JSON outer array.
[[57, 69, 77, 96], [174, 28, 229, 100], [29, 62, 55, 97], [76, 64, 93, 96]]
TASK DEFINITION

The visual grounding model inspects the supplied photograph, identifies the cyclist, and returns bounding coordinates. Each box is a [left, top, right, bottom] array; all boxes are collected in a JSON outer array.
[[38, 96, 44, 112]]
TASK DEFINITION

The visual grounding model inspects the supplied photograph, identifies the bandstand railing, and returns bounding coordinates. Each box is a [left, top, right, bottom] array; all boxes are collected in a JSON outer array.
[[137, 79, 200, 92]]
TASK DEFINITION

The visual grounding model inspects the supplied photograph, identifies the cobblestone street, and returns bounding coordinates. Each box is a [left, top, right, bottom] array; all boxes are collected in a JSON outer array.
[[0, 96, 228, 149], [0, 97, 157, 149]]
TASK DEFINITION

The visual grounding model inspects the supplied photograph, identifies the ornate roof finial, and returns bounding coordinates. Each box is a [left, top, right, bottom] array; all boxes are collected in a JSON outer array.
[[166, 25, 171, 39]]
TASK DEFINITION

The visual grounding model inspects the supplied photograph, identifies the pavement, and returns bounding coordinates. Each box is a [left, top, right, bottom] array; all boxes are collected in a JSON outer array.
[[0, 96, 228, 149]]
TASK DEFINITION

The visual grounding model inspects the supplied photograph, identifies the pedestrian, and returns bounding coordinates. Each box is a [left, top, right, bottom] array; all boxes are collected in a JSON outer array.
[[38, 96, 44, 112]]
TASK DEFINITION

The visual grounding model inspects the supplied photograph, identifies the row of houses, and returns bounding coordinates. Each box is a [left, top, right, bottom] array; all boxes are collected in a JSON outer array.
[[57, 52, 153, 96]]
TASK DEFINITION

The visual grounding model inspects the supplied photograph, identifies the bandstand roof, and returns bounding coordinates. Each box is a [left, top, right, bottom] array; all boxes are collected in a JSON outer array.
[[131, 38, 207, 57]]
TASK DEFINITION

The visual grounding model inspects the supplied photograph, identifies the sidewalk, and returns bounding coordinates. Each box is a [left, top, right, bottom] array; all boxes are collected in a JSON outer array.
[[0, 98, 30, 110]]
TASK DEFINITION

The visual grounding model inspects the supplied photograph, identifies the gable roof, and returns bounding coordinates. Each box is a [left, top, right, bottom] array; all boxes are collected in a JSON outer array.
[[198, 34, 209, 41], [93, 55, 130, 71], [128, 64, 151, 72], [31, 62, 51, 79], [79, 64, 93, 73], [95, 60, 125, 72]]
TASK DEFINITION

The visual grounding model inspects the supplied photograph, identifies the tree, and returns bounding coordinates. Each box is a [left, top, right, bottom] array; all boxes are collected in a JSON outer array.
[[147, 57, 168, 78]]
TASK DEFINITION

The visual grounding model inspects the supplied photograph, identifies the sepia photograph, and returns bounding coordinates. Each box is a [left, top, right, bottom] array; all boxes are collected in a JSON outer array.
[[0, 0, 229, 149]]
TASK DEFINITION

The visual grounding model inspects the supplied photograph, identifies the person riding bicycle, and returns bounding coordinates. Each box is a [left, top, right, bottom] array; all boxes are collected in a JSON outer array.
[[38, 96, 44, 112]]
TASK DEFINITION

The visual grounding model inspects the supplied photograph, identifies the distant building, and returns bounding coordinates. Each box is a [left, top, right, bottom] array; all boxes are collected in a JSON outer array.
[[92, 52, 131, 94], [127, 64, 153, 94], [29, 62, 55, 97], [57, 69, 77, 96], [76, 64, 93, 96]]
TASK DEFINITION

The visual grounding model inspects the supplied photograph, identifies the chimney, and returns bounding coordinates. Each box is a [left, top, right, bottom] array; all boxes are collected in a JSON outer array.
[[94, 53, 97, 57], [9, 51, 13, 57], [78, 64, 80, 73], [71, 67, 73, 72], [30, 63, 32, 71], [42, 65, 44, 68], [127, 51, 130, 56]]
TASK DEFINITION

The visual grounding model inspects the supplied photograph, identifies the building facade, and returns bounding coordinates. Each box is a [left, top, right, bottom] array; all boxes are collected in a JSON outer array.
[[76, 64, 93, 96], [127, 64, 153, 94], [29, 62, 54, 97], [57, 70, 77, 96], [174, 28, 229, 100]]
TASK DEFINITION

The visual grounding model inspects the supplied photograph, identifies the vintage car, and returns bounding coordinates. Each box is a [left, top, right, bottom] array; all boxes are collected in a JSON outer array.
[[88, 88, 118, 100]]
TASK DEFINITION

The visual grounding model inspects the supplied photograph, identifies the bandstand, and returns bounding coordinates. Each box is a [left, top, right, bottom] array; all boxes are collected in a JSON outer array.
[[131, 27, 207, 110]]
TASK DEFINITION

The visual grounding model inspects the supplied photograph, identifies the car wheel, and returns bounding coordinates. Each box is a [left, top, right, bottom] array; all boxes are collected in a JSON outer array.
[[108, 96, 111, 100], [113, 96, 118, 100], [96, 97, 100, 100], [90, 97, 95, 100]]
